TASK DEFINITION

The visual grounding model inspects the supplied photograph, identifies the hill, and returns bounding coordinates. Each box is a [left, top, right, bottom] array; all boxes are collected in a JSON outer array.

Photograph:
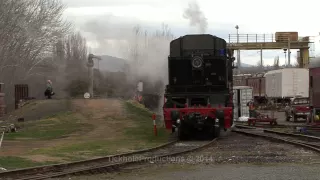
[[241, 63, 253, 67], [97, 55, 127, 72]]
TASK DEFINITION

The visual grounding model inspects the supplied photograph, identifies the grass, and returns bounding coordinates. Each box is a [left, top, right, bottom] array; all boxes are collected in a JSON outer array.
[[5, 111, 93, 140], [0, 100, 171, 169], [124, 101, 170, 145], [0, 156, 58, 170], [29, 101, 170, 161]]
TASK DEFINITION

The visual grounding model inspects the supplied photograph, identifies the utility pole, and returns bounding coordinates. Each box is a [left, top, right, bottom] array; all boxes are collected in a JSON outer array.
[[288, 37, 291, 66], [260, 44, 263, 67], [283, 49, 287, 66], [235, 25, 240, 74], [87, 54, 102, 98]]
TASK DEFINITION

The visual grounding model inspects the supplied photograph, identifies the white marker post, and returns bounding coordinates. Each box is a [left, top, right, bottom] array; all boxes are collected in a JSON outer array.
[[0, 131, 4, 148], [152, 113, 157, 136], [84, 92, 90, 99]]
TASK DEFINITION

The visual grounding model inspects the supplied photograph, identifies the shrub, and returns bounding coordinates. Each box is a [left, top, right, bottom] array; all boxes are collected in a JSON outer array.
[[65, 79, 88, 97]]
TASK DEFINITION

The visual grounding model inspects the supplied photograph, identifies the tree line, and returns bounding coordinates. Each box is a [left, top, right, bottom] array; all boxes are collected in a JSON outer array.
[[0, 0, 88, 110], [0, 0, 176, 112]]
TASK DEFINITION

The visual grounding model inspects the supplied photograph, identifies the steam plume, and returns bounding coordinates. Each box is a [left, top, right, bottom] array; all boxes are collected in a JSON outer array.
[[183, 1, 208, 34]]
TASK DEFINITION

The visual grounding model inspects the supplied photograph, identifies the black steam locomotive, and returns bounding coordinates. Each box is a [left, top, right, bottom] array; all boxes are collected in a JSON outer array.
[[162, 34, 235, 139]]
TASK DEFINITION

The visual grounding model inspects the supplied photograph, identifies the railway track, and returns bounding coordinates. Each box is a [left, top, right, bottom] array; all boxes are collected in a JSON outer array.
[[234, 122, 320, 130], [233, 125, 320, 153], [234, 122, 290, 129], [0, 139, 216, 180]]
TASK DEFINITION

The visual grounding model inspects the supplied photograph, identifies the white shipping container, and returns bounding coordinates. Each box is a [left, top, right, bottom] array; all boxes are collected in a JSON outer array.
[[233, 105, 250, 120], [265, 68, 309, 98], [240, 88, 253, 106], [233, 106, 238, 120], [233, 86, 253, 120], [240, 105, 250, 117], [233, 86, 253, 105], [232, 89, 238, 105]]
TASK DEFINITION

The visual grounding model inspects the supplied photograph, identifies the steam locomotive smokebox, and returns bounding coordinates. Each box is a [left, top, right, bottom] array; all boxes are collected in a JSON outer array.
[[168, 34, 228, 91]]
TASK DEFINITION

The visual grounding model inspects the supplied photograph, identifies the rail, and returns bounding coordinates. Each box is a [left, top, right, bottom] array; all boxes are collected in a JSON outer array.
[[232, 127, 320, 153], [0, 139, 217, 180]]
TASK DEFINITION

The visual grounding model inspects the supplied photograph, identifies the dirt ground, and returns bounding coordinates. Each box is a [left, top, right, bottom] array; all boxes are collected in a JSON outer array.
[[0, 98, 134, 163], [67, 99, 133, 141]]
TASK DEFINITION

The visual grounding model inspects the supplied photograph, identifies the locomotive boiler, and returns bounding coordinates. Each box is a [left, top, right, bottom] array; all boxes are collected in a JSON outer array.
[[162, 34, 235, 140]]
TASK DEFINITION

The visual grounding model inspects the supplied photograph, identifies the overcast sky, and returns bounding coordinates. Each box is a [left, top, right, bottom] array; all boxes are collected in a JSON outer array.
[[61, 0, 320, 65]]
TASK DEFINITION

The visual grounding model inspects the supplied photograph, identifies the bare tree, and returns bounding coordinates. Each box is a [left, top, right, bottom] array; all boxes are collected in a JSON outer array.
[[0, 0, 71, 109], [273, 56, 280, 69], [64, 32, 88, 78], [124, 24, 175, 112], [50, 31, 88, 97]]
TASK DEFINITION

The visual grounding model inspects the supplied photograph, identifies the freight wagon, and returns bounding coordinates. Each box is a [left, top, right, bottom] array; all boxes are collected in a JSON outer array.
[[233, 68, 309, 106], [233, 74, 267, 104], [246, 73, 267, 104], [233, 74, 251, 86], [309, 57, 320, 124], [265, 68, 309, 99]]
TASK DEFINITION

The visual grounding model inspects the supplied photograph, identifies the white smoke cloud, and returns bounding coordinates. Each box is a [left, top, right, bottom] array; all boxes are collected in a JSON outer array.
[[183, 1, 208, 34]]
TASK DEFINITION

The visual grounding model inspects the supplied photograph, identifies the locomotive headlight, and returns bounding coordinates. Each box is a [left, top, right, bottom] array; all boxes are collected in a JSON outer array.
[[191, 56, 203, 68]]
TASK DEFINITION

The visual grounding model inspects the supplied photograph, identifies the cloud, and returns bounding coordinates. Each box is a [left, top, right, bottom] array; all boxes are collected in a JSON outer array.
[[183, 1, 208, 34], [63, 0, 305, 66], [69, 13, 287, 65], [61, 0, 166, 8], [74, 14, 237, 59]]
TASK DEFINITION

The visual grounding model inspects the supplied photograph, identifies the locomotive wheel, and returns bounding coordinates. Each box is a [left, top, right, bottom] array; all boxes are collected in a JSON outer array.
[[177, 126, 188, 140], [209, 126, 220, 139], [171, 127, 175, 133], [285, 115, 290, 121], [213, 127, 220, 138]]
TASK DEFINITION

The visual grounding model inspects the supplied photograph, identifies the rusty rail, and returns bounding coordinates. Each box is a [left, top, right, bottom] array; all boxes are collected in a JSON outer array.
[[0, 139, 217, 180]]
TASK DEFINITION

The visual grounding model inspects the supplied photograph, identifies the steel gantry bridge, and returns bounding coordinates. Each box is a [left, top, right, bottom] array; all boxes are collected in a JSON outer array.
[[226, 33, 312, 69]]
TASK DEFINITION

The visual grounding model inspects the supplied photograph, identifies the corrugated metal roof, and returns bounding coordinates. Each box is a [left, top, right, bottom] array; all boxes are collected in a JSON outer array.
[[265, 68, 308, 75]]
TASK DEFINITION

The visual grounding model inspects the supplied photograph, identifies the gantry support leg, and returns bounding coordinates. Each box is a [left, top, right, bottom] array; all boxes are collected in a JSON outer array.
[[299, 48, 309, 68], [227, 49, 235, 58]]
